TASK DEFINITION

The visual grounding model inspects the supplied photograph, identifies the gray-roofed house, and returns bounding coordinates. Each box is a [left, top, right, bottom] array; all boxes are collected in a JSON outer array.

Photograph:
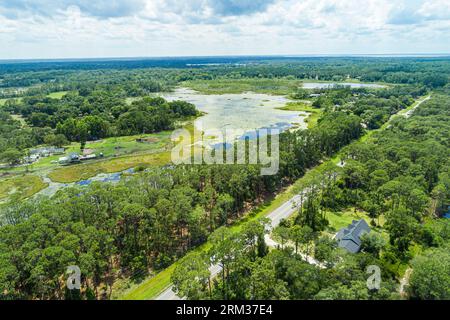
[[335, 219, 371, 253]]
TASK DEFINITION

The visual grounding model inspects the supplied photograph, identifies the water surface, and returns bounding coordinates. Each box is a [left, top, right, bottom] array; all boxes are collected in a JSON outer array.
[[162, 88, 308, 135]]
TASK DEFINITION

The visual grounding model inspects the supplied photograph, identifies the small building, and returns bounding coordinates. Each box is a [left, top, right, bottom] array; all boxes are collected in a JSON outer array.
[[58, 153, 80, 165], [80, 154, 97, 161], [24, 154, 40, 164], [335, 219, 371, 253], [69, 153, 80, 163], [58, 156, 69, 165]]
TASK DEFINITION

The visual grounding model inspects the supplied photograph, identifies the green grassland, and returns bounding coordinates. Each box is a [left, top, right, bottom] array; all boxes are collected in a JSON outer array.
[[0, 175, 48, 201], [65, 131, 172, 158], [0, 131, 171, 183], [0, 97, 22, 107], [325, 208, 386, 231], [182, 78, 303, 95], [182, 78, 390, 96], [47, 91, 69, 99], [46, 132, 173, 183], [277, 101, 323, 129], [0, 91, 64, 108], [48, 151, 171, 183]]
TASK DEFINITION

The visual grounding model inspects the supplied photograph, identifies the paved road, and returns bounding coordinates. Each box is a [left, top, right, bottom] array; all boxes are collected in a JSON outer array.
[[155, 193, 305, 300], [155, 263, 223, 300], [403, 95, 431, 118]]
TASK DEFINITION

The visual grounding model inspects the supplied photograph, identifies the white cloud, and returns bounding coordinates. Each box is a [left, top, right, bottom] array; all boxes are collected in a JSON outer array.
[[0, 0, 449, 59]]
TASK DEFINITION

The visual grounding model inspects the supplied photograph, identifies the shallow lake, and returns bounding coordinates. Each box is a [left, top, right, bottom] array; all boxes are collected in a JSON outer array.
[[162, 88, 308, 136], [35, 89, 308, 196], [301, 82, 386, 89]]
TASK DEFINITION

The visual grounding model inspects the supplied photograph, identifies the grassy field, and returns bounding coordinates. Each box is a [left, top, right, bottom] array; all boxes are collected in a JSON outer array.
[[325, 208, 386, 231], [277, 102, 323, 129], [1, 130, 173, 176], [66, 132, 172, 158], [0, 175, 48, 201], [0, 97, 22, 107], [298, 78, 392, 86], [0, 91, 66, 108], [47, 91, 69, 99], [182, 78, 391, 96], [182, 78, 302, 95], [46, 131, 173, 183], [325, 209, 371, 231], [48, 151, 171, 183]]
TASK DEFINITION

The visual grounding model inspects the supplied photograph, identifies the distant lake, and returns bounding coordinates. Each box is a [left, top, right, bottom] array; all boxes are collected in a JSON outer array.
[[162, 88, 308, 137], [301, 82, 386, 89]]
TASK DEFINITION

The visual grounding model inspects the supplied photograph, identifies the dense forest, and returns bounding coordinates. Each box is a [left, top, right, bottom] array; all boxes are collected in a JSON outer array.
[[0, 94, 197, 164], [0, 108, 364, 299], [1, 57, 449, 90], [0, 57, 449, 300], [171, 92, 450, 300]]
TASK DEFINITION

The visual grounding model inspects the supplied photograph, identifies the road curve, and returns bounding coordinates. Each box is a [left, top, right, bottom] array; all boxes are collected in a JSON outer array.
[[154, 193, 304, 300]]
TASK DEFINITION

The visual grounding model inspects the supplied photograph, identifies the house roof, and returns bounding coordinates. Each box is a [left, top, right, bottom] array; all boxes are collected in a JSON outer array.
[[335, 219, 371, 253]]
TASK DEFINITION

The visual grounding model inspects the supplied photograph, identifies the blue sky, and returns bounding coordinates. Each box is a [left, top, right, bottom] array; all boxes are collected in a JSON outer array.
[[0, 0, 449, 59]]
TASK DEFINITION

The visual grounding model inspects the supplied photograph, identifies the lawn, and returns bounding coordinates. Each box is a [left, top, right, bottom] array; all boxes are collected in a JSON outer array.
[[0, 175, 48, 201], [325, 209, 372, 232], [182, 78, 302, 95]]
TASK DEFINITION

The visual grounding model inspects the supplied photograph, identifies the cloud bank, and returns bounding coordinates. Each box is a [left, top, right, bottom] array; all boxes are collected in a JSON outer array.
[[0, 0, 449, 59]]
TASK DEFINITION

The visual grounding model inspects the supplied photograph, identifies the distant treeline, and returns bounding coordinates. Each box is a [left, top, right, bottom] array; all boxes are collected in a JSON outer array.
[[1, 57, 449, 90]]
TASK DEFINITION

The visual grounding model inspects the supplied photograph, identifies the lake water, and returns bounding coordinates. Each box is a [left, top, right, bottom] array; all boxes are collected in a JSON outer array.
[[35, 88, 307, 196], [301, 82, 386, 89], [162, 88, 308, 137], [35, 168, 135, 198]]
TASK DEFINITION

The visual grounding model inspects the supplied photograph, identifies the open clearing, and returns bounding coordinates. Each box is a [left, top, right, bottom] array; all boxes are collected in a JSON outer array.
[[48, 151, 171, 183], [0, 91, 66, 108], [182, 78, 303, 95], [47, 91, 69, 99], [276, 102, 322, 129]]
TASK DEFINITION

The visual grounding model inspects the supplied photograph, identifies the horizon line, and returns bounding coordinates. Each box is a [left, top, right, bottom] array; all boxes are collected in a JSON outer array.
[[2, 53, 450, 64]]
